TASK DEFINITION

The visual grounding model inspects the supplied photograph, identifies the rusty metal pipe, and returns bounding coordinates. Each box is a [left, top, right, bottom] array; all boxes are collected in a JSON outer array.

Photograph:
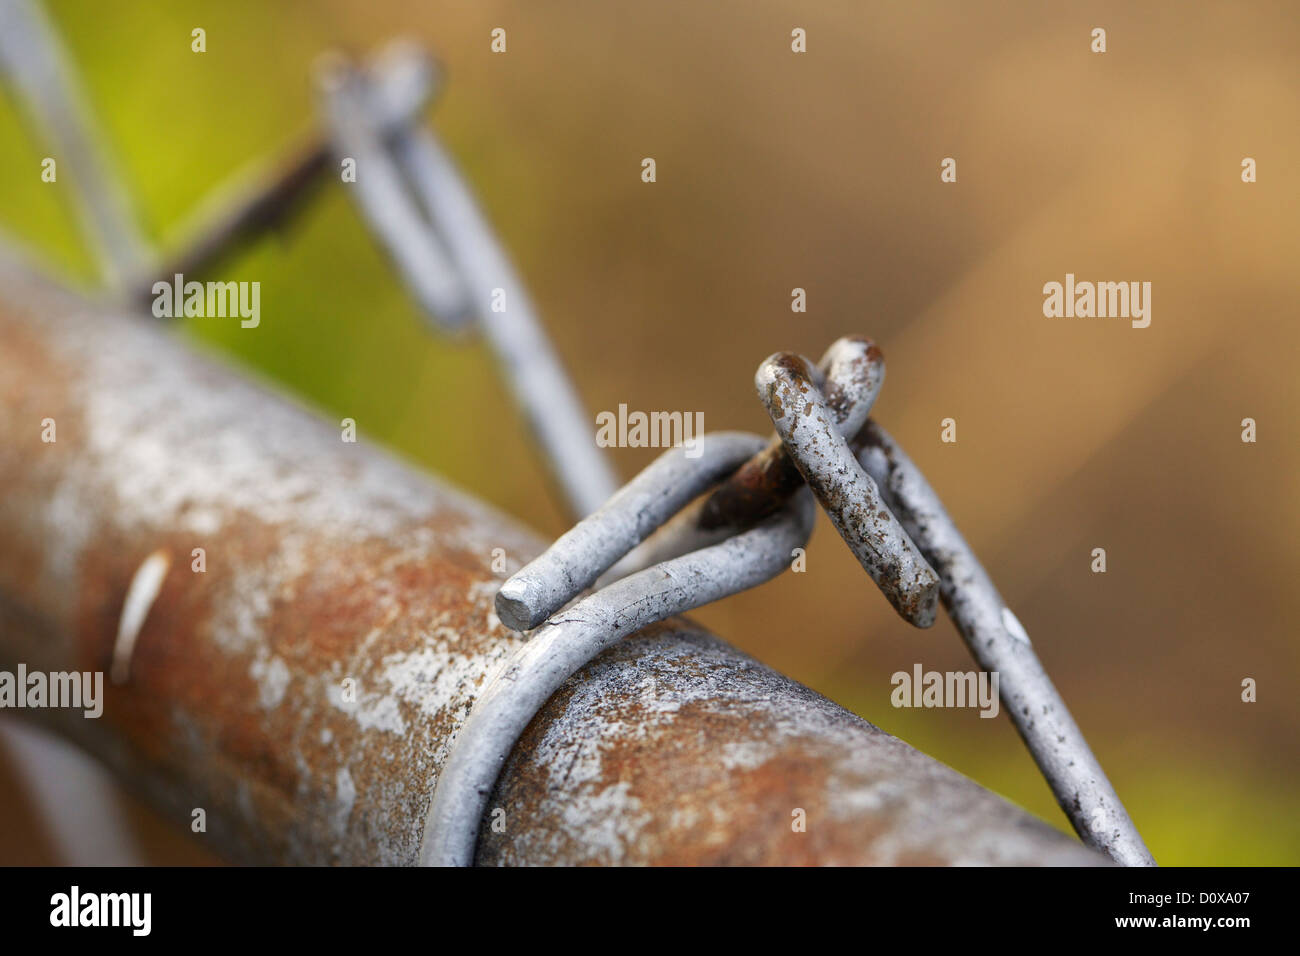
[[0, 245, 1104, 865]]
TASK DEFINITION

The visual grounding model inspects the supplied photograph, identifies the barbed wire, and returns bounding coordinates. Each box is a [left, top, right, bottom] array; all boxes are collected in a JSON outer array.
[[435, 337, 1153, 866], [0, 9, 1152, 867]]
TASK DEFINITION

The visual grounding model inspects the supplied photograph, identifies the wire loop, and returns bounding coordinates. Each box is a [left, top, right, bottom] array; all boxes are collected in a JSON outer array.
[[423, 433, 815, 866]]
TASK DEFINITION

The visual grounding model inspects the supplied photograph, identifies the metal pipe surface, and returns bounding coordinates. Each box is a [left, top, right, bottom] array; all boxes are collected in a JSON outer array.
[[0, 246, 1105, 865]]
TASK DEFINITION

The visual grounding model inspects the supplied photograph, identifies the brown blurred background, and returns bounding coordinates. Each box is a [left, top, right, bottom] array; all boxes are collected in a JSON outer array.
[[1, 0, 1297, 864]]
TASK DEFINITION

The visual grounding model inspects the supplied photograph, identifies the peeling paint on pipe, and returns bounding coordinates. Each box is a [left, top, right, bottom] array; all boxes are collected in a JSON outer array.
[[0, 246, 1105, 866]]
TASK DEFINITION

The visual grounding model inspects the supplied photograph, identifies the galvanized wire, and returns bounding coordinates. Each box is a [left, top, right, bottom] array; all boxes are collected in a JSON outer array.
[[316, 43, 620, 518], [749, 338, 1153, 866], [425, 434, 815, 865], [316, 54, 471, 326], [126, 38, 619, 522], [756, 351, 940, 626], [497, 432, 775, 630], [385, 103, 620, 516], [855, 420, 1156, 866], [598, 336, 890, 584], [482, 333, 1150, 864]]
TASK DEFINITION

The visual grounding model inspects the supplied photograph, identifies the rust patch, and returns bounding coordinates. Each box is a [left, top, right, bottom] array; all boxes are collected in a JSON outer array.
[[479, 624, 1093, 866]]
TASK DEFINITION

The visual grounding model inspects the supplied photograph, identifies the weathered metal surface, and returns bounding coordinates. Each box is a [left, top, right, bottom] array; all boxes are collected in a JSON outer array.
[[429, 439, 814, 865], [758, 351, 940, 627], [0, 247, 1106, 865], [697, 336, 885, 534], [481, 623, 1103, 866], [599, 339, 885, 585]]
